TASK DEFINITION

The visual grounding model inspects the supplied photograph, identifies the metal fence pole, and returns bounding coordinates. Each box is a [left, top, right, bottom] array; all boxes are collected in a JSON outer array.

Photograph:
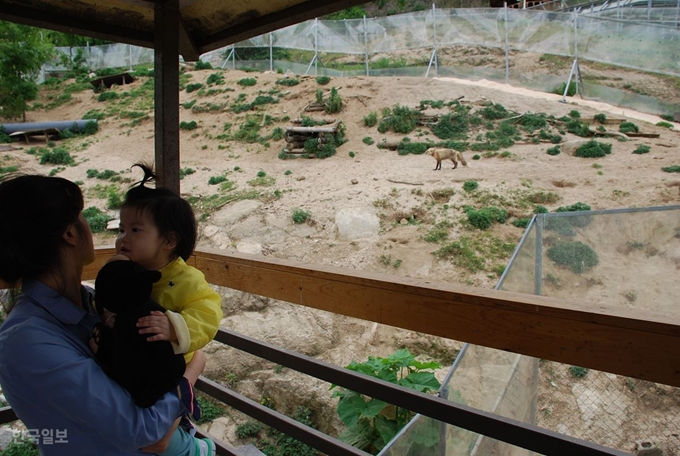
[[364, 16, 369, 77], [269, 33, 273, 72], [505, 3, 510, 83]]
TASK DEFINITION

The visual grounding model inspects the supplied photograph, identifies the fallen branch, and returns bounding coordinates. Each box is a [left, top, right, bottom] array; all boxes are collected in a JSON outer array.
[[387, 178, 423, 186]]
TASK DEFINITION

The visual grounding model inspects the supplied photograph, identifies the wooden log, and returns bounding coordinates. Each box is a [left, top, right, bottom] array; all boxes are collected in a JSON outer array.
[[286, 126, 338, 134], [378, 141, 400, 150], [283, 148, 306, 153], [291, 118, 335, 125], [625, 133, 660, 138], [286, 137, 308, 143]]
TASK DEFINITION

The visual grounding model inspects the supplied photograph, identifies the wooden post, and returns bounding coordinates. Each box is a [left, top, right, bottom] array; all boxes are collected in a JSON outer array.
[[154, 0, 180, 194]]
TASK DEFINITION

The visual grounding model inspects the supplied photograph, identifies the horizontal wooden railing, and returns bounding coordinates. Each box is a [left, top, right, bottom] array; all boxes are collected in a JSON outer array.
[[2, 245, 678, 454]]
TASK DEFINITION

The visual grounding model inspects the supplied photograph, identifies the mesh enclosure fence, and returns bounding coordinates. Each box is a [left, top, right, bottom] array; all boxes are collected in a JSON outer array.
[[43, 7, 679, 117], [380, 206, 680, 455]]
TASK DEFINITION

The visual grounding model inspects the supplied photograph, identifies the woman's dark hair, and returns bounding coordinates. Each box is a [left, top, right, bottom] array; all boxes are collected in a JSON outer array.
[[0, 175, 84, 285], [123, 163, 197, 261]]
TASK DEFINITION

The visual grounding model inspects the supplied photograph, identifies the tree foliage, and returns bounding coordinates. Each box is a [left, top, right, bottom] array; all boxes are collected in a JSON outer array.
[[0, 21, 54, 120]]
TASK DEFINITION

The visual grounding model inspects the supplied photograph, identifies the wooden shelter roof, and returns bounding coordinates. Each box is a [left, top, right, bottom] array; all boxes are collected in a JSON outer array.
[[0, 0, 371, 61]]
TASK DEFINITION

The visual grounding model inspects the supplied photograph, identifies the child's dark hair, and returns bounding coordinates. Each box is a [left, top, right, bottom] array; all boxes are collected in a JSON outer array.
[[0, 175, 84, 284], [124, 163, 197, 261]]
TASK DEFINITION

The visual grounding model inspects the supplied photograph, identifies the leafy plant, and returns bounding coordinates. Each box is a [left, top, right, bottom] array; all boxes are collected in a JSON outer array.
[[83, 206, 111, 233], [593, 113, 607, 123], [569, 366, 589, 378], [208, 175, 227, 185], [619, 121, 639, 134], [0, 438, 39, 456], [330, 349, 441, 454], [185, 83, 203, 93], [362, 137, 374, 145], [194, 60, 213, 70], [326, 87, 343, 114], [363, 111, 378, 127], [40, 147, 73, 165], [196, 395, 226, 424], [661, 165, 680, 173], [547, 241, 598, 273], [546, 145, 561, 155], [292, 208, 311, 224], [275, 77, 300, 87], [575, 140, 612, 158], [179, 121, 198, 131], [632, 144, 650, 154], [462, 180, 478, 192], [316, 75, 331, 85]]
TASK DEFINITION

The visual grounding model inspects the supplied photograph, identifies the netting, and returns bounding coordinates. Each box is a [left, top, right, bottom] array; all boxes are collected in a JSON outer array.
[[44, 6, 678, 117], [380, 206, 680, 455]]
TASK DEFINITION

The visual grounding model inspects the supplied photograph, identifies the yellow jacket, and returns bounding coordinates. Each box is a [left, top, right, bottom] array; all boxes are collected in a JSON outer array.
[[152, 257, 223, 362]]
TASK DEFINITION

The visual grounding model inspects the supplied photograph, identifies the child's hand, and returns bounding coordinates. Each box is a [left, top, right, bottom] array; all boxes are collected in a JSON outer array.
[[137, 311, 177, 342]]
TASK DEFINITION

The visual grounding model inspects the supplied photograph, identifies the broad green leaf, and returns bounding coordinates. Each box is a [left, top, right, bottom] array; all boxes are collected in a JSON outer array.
[[337, 394, 366, 427], [399, 371, 441, 393], [411, 359, 442, 370], [411, 417, 440, 447], [374, 415, 400, 449], [385, 349, 415, 368], [363, 398, 387, 418]]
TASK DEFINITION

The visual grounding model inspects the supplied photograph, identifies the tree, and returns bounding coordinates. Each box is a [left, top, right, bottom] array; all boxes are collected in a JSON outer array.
[[0, 21, 54, 121]]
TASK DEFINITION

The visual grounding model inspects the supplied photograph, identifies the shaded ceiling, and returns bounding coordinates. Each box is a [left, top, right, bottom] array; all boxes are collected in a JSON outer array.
[[0, 0, 373, 61]]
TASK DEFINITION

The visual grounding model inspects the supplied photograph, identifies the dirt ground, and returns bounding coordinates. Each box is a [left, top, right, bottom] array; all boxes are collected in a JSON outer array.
[[2, 65, 679, 453]]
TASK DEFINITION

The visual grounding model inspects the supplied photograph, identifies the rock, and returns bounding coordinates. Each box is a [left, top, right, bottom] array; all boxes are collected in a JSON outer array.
[[561, 140, 591, 156], [351, 179, 358, 184], [635, 440, 663, 456], [235, 241, 262, 255], [334, 207, 379, 240], [399, 218, 408, 225], [212, 200, 263, 226], [296, 176, 306, 181]]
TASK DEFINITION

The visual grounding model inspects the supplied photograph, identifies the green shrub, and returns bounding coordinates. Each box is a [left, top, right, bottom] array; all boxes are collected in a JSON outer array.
[[316, 76, 331, 85], [534, 206, 548, 214], [257, 170, 266, 178], [362, 136, 374, 145], [97, 91, 118, 102], [326, 87, 342, 114], [512, 218, 530, 228], [196, 396, 226, 424], [179, 121, 198, 130], [237, 78, 257, 87], [546, 146, 561, 156], [40, 147, 74, 165], [208, 175, 227, 185], [593, 113, 607, 124], [547, 241, 598, 273], [331, 349, 440, 454], [82, 110, 105, 121], [275, 77, 300, 87], [551, 81, 576, 97], [569, 366, 589, 378], [206, 73, 224, 85], [195, 60, 213, 70], [480, 103, 509, 120], [378, 105, 422, 134], [565, 119, 590, 137], [661, 165, 680, 173], [463, 180, 478, 192], [349, 151, 355, 158], [179, 167, 195, 179], [185, 83, 203, 93], [632, 144, 650, 154], [656, 121, 673, 129], [271, 127, 285, 141], [363, 111, 378, 127], [467, 206, 507, 230], [83, 206, 111, 233], [619, 121, 639, 134], [284, 170, 292, 175], [0, 439, 39, 456], [472, 154, 480, 160], [568, 110, 581, 118], [292, 208, 310, 224], [575, 140, 611, 158], [236, 422, 262, 439]]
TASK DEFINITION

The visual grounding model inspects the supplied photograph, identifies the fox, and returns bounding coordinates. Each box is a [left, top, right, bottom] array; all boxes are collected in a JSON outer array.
[[426, 147, 468, 171]]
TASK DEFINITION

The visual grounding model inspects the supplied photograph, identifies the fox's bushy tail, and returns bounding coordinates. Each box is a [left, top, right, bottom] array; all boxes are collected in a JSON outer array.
[[458, 152, 468, 167]]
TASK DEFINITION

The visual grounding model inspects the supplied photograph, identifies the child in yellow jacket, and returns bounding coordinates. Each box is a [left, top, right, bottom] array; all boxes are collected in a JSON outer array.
[[114, 163, 222, 363]]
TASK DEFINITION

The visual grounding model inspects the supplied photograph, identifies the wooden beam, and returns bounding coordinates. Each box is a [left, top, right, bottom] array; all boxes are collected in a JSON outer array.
[[71, 246, 680, 389], [195, 0, 375, 54], [189, 248, 680, 388], [0, 2, 153, 49], [154, 0, 181, 194]]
